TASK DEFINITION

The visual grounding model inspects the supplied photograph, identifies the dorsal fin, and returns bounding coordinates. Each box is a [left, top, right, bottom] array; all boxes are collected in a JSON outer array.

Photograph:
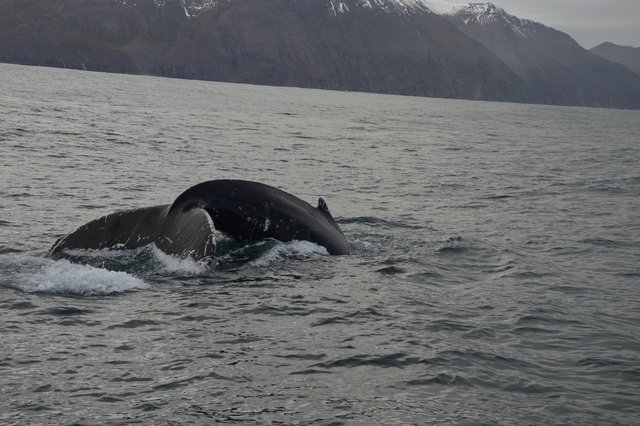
[[317, 197, 330, 213]]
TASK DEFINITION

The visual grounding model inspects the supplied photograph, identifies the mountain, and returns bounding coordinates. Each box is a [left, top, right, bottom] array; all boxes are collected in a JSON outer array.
[[0, 0, 528, 101], [447, 3, 640, 109], [1, 0, 639, 109], [591, 42, 640, 76]]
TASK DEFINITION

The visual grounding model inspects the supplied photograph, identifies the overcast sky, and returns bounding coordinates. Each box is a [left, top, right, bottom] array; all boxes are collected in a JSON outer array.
[[426, 0, 640, 49]]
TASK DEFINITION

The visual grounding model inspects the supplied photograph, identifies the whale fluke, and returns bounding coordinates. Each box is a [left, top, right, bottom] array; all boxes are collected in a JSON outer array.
[[48, 204, 216, 261], [49, 180, 350, 261]]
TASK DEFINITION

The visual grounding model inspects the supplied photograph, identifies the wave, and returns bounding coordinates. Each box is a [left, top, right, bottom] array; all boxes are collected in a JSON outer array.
[[208, 236, 331, 269], [248, 240, 329, 267], [55, 244, 209, 276], [149, 245, 209, 274], [338, 216, 424, 230], [0, 254, 148, 296], [436, 236, 471, 254], [1, 235, 335, 296]]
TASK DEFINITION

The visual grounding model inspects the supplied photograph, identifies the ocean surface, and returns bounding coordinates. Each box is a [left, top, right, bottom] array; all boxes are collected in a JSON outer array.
[[1, 63, 639, 425]]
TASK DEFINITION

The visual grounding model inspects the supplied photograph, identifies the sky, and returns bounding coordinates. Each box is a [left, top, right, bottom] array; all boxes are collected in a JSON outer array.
[[425, 0, 640, 49]]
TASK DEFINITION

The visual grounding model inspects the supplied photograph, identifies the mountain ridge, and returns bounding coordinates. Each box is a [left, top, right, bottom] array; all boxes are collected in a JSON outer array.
[[447, 3, 640, 109], [1, 0, 639, 109], [591, 42, 640, 76]]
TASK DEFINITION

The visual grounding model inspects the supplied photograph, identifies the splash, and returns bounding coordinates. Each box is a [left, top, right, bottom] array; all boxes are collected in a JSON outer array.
[[150, 244, 209, 274], [1, 254, 148, 295], [53, 244, 210, 276], [249, 240, 329, 267]]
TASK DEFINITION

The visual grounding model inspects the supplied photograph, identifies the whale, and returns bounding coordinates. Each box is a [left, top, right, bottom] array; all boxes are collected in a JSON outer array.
[[48, 180, 350, 261]]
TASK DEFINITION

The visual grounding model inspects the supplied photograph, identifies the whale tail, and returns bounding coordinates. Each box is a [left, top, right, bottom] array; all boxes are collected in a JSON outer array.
[[48, 205, 216, 262], [49, 180, 350, 260]]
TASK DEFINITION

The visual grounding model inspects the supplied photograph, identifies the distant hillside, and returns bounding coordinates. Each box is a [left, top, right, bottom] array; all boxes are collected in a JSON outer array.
[[1, 0, 639, 109], [447, 3, 640, 109], [591, 42, 640, 76], [0, 0, 526, 102]]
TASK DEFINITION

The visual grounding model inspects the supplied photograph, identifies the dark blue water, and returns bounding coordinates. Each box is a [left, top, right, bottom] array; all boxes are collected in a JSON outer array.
[[1, 63, 639, 425]]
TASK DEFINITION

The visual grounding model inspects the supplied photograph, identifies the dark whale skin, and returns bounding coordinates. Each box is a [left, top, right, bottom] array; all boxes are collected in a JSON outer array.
[[170, 180, 350, 255], [48, 180, 350, 260], [48, 205, 216, 261]]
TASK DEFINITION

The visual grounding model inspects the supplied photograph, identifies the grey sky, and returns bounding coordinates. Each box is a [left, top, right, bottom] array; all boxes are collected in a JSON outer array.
[[426, 0, 640, 48]]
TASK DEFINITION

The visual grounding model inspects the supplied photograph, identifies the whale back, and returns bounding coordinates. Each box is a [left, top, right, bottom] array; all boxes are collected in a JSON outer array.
[[170, 180, 350, 255]]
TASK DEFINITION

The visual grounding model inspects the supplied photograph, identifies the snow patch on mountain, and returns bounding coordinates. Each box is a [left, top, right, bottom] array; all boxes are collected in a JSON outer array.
[[118, 0, 435, 18], [329, 0, 432, 16], [423, 0, 466, 14], [116, 0, 225, 17], [181, 0, 227, 17], [329, 1, 350, 15], [452, 2, 540, 39]]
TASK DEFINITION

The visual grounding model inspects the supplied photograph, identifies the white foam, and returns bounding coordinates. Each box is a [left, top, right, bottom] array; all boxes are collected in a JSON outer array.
[[150, 244, 209, 274], [61, 245, 209, 275], [5, 256, 149, 295], [348, 237, 383, 254], [249, 240, 329, 267]]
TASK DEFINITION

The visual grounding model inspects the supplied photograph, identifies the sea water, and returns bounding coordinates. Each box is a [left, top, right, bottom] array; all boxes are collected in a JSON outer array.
[[1, 63, 639, 425]]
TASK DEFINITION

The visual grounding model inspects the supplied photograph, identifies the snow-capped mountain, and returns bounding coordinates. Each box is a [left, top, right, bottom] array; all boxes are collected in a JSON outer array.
[[165, 0, 226, 17], [118, 0, 226, 17], [149, 0, 460, 17], [1, 0, 639, 109], [0, 0, 524, 102], [326, 0, 431, 16], [135, 0, 435, 17], [174, 0, 223, 17], [447, 2, 640, 108], [451, 2, 540, 38]]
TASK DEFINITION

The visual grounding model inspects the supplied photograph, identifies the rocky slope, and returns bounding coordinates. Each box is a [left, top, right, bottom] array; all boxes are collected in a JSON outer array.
[[591, 42, 640, 76], [1, 0, 639, 108], [447, 3, 640, 109], [0, 0, 527, 101]]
